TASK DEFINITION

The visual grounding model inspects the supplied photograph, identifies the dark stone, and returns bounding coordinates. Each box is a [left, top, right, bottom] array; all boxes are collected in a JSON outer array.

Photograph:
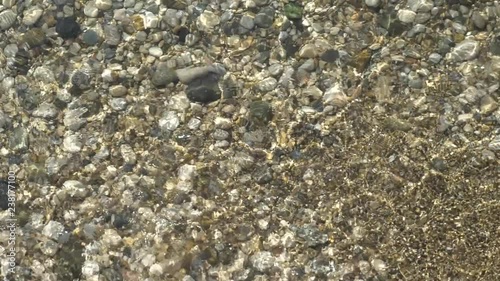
[[320, 49, 339, 62], [71, 71, 91, 90], [176, 26, 190, 44], [56, 17, 81, 39], [184, 72, 222, 103]]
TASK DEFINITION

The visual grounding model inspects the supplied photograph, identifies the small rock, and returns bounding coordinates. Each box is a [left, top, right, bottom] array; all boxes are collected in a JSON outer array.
[[446, 40, 480, 62], [250, 251, 275, 272], [407, 0, 433, 13], [178, 164, 196, 181], [71, 71, 91, 90], [480, 95, 498, 115], [56, 17, 81, 39], [299, 43, 319, 58], [255, 7, 274, 28], [82, 30, 100, 46], [22, 7, 43, 26], [0, 9, 17, 31], [397, 10, 416, 23], [197, 10, 220, 31], [471, 11, 486, 30], [239, 14, 255, 33], [120, 144, 136, 165], [488, 135, 500, 151], [109, 98, 127, 111], [84, 1, 99, 17], [63, 133, 83, 153], [320, 49, 339, 62], [33, 103, 58, 119], [159, 111, 180, 131], [103, 24, 121, 46], [95, 0, 112, 10], [62, 180, 89, 199], [42, 221, 65, 240], [428, 53, 442, 64], [258, 77, 277, 92], [109, 85, 127, 97], [9, 127, 29, 151], [152, 63, 178, 87], [149, 46, 163, 57], [365, 0, 380, 8]]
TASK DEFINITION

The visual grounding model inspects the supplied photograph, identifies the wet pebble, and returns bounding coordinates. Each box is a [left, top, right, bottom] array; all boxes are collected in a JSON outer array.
[[446, 40, 480, 62], [152, 63, 178, 87], [255, 7, 274, 28], [0, 9, 17, 30], [56, 17, 81, 39], [82, 30, 100, 46], [96, 0, 112, 10]]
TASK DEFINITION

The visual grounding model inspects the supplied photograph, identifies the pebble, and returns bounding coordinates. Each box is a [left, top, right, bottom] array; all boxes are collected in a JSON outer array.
[[22, 7, 43, 26], [33, 103, 58, 119], [255, 7, 275, 28], [299, 43, 319, 58], [104, 24, 121, 46], [84, 2, 99, 17], [364, 0, 380, 8], [120, 144, 136, 165], [258, 77, 277, 92], [82, 30, 100, 46], [239, 14, 255, 33], [480, 95, 498, 115], [109, 98, 128, 111], [96, 0, 112, 10], [159, 111, 180, 131], [198, 10, 220, 31], [56, 17, 81, 39], [471, 12, 486, 30], [148, 46, 163, 57], [42, 221, 65, 240], [428, 53, 442, 64], [71, 71, 91, 90], [62, 180, 88, 199], [488, 135, 500, 151], [446, 40, 480, 62], [109, 85, 127, 97], [152, 63, 178, 87], [63, 133, 83, 153], [398, 10, 416, 23], [407, 0, 433, 13], [0, 9, 16, 31]]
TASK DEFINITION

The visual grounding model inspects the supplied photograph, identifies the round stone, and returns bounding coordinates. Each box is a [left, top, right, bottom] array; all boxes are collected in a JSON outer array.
[[365, 0, 380, 8], [148, 46, 163, 57], [95, 0, 112, 10], [82, 30, 100, 46], [56, 17, 81, 39]]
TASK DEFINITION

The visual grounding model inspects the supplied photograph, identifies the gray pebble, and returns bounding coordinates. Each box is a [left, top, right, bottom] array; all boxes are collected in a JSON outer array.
[[364, 0, 380, 8], [0, 9, 17, 30], [258, 77, 277, 92], [398, 10, 416, 23], [109, 85, 127, 97], [446, 40, 480, 62], [428, 53, 442, 64], [255, 7, 274, 28], [109, 98, 128, 111], [9, 126, 29, 151], [104, 24, 121, 46], [33, 103, 58, 119], [407, 0, 433, 13], [239, 14, 255, 33], [472, 12, 486, 30], [82, 30, 100, 45], [152, 62, 178, 87], [42, 221, 65, 240]]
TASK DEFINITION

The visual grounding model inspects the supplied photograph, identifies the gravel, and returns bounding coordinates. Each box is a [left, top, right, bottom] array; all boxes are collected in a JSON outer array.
[[0, 0, 499, 280]]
